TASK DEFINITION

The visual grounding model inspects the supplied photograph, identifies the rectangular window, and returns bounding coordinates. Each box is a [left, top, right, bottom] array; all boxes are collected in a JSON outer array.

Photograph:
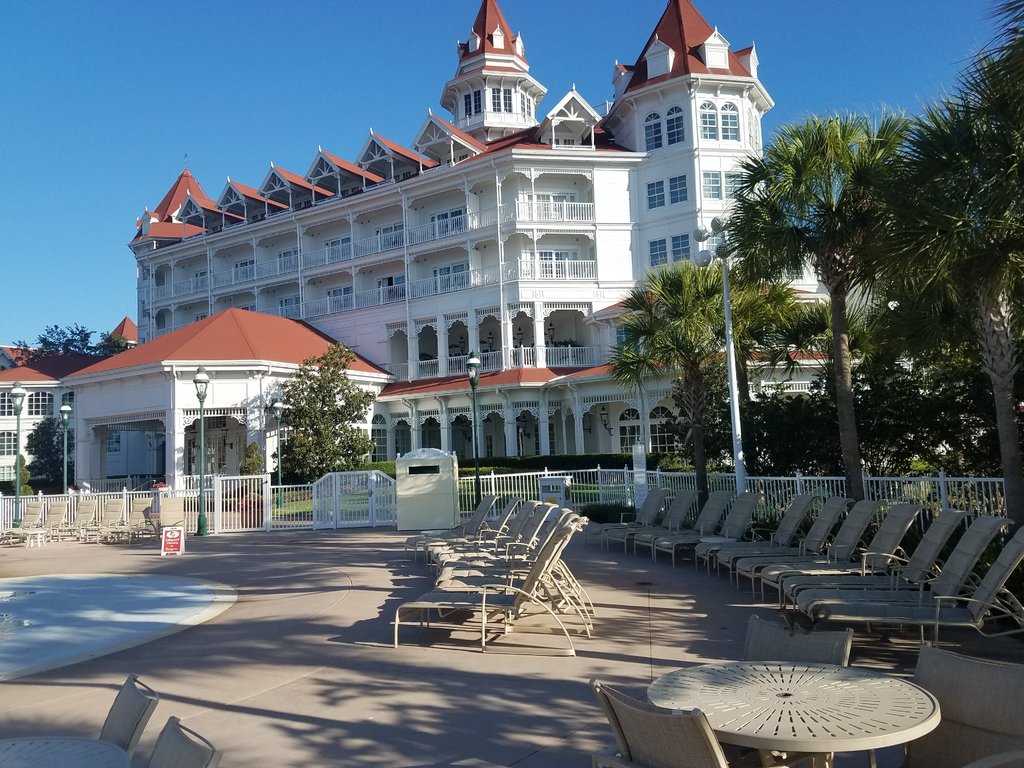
[[503, 88, 513, 113], [463, 93, 472, 118], [279, 296, 301, 318], [473, 90, 482, 114], [702, 171, 722, 200], [520, 92, 528, 116], [644, 121, 663, 151], [725, 172, 744, 199], [707, 233, 724, 255], [491, 88, 502, 112], [0, 394, 10, 417], [649, 239, 668, 267], [106, 433, 121, 453], [669, 174, 688, 204], [0, 431, 15, 456], [234, 258, 255, 280], [615, 326, 629, 347], [671, 234, 690, 262], [647, 180, 665, 209], [277, 248, 299, 271]]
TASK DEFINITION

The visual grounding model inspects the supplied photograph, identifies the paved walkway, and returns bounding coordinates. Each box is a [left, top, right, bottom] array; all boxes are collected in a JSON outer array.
[[0, 530, 1020, 767]]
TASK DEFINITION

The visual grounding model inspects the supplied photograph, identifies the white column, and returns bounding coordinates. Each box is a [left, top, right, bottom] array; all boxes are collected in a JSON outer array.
[[503, 408, 517, 457], [538, 401, 551, 456], [438, 318, 449, 377], [533, 302, 546, 368]]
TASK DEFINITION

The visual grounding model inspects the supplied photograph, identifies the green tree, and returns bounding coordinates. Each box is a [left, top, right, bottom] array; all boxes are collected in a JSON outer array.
[[26, 417, 73, 491], [280, 344, 376, 482], [16, 324, 96, 359], [239, 441, 265, 476], [880, 60, 1024, 523], [94, 333, 132, 357], [728, 113, 909, 500]]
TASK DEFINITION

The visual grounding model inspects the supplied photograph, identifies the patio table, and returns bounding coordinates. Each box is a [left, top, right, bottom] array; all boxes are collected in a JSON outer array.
[[647, 661, 940, 767], [0, 736, 128, 767]]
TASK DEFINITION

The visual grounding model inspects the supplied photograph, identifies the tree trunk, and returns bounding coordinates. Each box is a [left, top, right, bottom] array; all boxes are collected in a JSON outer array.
[[977, 286, 1024, 525], [830, 288, 865, 500]]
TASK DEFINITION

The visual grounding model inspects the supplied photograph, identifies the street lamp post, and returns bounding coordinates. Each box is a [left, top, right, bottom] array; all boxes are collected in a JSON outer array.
[[466, 352, 482, 507], [271, 400, 285, 511], [193, 367, 210, 536], [59, 403, 72, 493], [9, 383, 26, 526], [695, 217, 746, 494]]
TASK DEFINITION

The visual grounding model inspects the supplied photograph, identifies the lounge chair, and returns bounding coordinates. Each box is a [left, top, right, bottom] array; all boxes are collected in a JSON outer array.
[[653, 492, 761, 567], [97, 498, 128, 542], [99, 673, 160, 756], [1, 500, 44, 543], [644, 490, 734, 565], [793, 514, 1006, 621], [126, 498, 158, 541], [15, 500, 69, 543], [431, 502, 557, 567], [906, 645, 1024, 767], [743, 614, 853, 665], [403, 494, 498, 560], [759, 501, 920, 607], [705, 494, 816, 575], [629, 489, 699, 557], [146, 716, 222, 768], [810, 523, 1024, 643], [720, 496, 851, 586], [597, 488, 670, 550], [589, 679, 729, 768], [60, 499, 98, 541], [778, 508, 967, 608]]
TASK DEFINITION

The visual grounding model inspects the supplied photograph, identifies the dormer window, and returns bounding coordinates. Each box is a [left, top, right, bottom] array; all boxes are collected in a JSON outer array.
[[701, 29, 730, 70], [644, 36, 674, 79], [491, 27, 504, 49], [469, 33, 480, 52]]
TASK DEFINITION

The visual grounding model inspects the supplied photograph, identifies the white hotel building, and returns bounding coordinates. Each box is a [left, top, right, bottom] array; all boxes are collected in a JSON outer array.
[[84, 0, 801, 481]]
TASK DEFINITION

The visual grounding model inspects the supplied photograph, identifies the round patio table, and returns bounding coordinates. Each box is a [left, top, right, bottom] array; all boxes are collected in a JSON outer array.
[[647, 662, 940, 766], [0, 737, 128, 768]]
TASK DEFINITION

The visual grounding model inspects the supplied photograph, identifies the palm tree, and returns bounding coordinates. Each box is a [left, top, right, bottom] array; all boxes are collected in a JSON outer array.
[[728, 113, 909, 500], [879, 60, 1024, 524], [610, 262, 795, 498]]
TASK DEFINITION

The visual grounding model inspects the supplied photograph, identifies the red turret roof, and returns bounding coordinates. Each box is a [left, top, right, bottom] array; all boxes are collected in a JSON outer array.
[[110, 316, 138, 343], [459, 0, 525, 64], [152, 169, 216, 221], [625, 0, 750, 93]]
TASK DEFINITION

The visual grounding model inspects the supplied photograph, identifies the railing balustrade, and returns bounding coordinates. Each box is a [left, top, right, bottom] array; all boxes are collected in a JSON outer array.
[[480, 351, 502, 371], [509, 200, 595, 223], [416, 359, 440, 378], [302, 242, 353, 269], [544, 345, 597, 367], [256, 254, 299, 279], [509, 346, 536, 368]]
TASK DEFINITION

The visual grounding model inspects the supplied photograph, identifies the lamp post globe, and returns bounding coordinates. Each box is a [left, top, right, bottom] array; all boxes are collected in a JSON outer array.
[[271, 400, 285, 511], [193, 367, 210, 536], [9, 383, 26, 526], [59, 403, 72, 493], [466, 352, 482, 507]]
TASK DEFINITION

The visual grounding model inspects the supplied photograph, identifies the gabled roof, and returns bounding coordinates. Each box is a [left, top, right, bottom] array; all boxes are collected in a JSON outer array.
[[152, 169, 216, 221], [68, 309, 388, 378], [371, 132, 439, 168], [110, 316, 138, 343], [625, 0, 751, 93], [263, 164, 333, 197], [130, 220, 205, 245], [313, 149, 385, 184], [0, 355, 106, 383], [459, 0, 525, 64], [218, 179, 288, 211]]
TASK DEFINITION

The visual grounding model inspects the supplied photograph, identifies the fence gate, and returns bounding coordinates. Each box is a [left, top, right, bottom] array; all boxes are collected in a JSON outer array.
[[214, 475, 271, 533], [312, 470, 396, 529]]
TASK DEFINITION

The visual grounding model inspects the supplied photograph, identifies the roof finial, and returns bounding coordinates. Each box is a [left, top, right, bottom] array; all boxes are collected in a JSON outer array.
[[183, 152, 189, 170]]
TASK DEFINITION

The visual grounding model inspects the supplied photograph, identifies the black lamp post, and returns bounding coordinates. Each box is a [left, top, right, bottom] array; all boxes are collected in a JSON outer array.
[[59, 403, 72, 493], [193, 367, 210, 536], [9, 382, 26, 526], [271, 400, 285, 511], [466, 352, 482, 507]]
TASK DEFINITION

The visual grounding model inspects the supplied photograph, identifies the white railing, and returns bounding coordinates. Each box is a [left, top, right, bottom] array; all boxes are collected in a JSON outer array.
[[448, 354, 468, 376], [304, 293, 354, 318], [406, 215, 468, 245], [407, 267, 499, 301], [509, 347, 536, 368], [512, 258, 597, 281], [390, 363, 409, 380], [211, 265, 256, 289], [352, 231, 405, 258], [303, 242, 353, 269], [509, 200, 595, 223], [172, 275, 209, 298], [416, 359, 440, 378], [480, 350, 502, 371], [153, 284, 173, 300], [544, 345, 597, 367], [256, 254, 299, 279]]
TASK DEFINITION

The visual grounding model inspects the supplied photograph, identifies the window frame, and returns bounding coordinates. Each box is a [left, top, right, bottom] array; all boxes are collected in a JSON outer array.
[[721, 103, 740, 141], [668, 174, 688, 204], [644, 112, 663, 151], [702, 171, 723, 200], [700, 101, 719, 140], [647, 180, 666, 209], [666, 106, 685, 145], [648, 238, 668, 267]]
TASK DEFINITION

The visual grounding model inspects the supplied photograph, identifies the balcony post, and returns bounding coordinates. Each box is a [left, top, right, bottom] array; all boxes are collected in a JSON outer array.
[[533, 304, 547, 368]]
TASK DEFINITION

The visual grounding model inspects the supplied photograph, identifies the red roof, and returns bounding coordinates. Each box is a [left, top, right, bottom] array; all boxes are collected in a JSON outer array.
[[625, 0, 751, 93], [321, 150, 385, 183], [69, 309, 389, 378], [430, 115, 487, 151], [460, 0, 525, 64], [227, 179, 289, 210], [110, 316, 138, 343], [131, 221, 205, 245], [270, 165, 334, 197], [373, 133, 439, 168], [152, 169, 216, 221], [0, 355, 106, 383]]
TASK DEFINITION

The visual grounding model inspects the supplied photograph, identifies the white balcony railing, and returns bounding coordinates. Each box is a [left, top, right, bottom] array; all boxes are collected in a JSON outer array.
[[507, 200, 595, 224], [509, 347, 536, 368], [153, 284, 173, 300], [352, 231, 405, 258], [448, 354, 468, 376], [416, 359, 439, 378], [172, 275, 209, 298], [256, 254, 299, 279], [389, 363, 409, 381], [510, 259, 597, 281], [211, 265, 256, 289], [544, 345, 597, 367], [406, 214, 468, 246], [480, 351, 502, 371], [302, 242, 353, 269]]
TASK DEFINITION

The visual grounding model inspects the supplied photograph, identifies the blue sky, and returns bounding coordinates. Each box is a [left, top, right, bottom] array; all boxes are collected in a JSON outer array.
[[0, 0, 999, 347]]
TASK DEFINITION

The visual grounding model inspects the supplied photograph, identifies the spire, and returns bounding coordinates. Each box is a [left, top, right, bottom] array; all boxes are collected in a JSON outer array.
[[459, 0, 525, 63]]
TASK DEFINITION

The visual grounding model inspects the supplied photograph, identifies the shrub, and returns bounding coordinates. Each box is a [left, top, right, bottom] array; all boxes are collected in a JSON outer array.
[[579, 502, 634, 525]]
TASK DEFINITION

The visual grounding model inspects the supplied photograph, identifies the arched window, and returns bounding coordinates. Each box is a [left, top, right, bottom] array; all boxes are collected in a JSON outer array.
[[394, 420, 411, 456], [721, 103, 740, 141], [666, 106, 685, 145], [371, 415, 387, 462], [618, 408, 641, 452], [644, 112, 663, 151], [28, 392, 52, 417], [421, 417, 441, 450], [650, 406, 677, 453], [700, 101, 718, 140]]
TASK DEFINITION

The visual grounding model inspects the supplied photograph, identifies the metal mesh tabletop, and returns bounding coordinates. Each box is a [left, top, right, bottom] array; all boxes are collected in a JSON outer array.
[[647, 662, 940, 754], [0, 737, 129, 768]]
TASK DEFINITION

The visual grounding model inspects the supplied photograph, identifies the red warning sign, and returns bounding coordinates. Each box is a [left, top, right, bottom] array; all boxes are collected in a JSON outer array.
[[161, 526, 185, 556]]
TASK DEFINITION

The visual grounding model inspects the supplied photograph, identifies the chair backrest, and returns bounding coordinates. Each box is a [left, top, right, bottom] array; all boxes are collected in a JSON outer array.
[[909, 645, 1024, 768], [692, 491, 733, 534], [503, 500, 541, 538], [717, 492, 762, 540], [900, 509, 969, 583], [859, 502, 921, 570], [931, 515, 1006, 597], [102, 498, 126, 524], [74, 499, 99, 525], [801, 497, 852, 553], [44, 501, 70, 529], [966, 524, 1024, 623], [743, 614, 853, 666], [463, 494, 498, 533], [661, 490, 698, 530], [17, 501, 43, 527], [518, 513, 586, 601], [635, 488, 670, 526], [827, 499, 881, 560], [99, 674, 160, 756], [147, 716, 222, 768], [487, 496, 523, 535], [590, 679, 728, 768], [771, 494, 816, 546], [518, 503, 559, 548]]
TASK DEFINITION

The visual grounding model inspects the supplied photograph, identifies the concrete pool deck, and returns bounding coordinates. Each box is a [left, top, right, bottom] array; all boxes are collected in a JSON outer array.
[[0, 530, 1021, 767]]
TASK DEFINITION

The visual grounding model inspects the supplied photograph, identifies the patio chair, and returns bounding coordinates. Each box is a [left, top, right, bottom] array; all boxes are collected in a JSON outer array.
[[759, 501, 920, 606], [98, 673, 160, 757], [146, 716, 222, 768], [27, 500, 70, 542], [743, 614, 853, 665], [60, 499, 98, 541], [127, 498, 158, 542], [629, 489, 699, 557], [1, 500, 44, 543], [794, 514, 1006, 621], [97, 498, 129, 542], [652, 492, 760, 567], [597, 488, 670, 550], [779, 508, 968, 608], [642, 490, 735, 564], [707, 493, 816, 576], [810, 523, 1024, 643], [404, 494, 498, 560], [431, 502, 557, 567], [589, 679, 729, 768], [906, 645, 1024, 768]]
